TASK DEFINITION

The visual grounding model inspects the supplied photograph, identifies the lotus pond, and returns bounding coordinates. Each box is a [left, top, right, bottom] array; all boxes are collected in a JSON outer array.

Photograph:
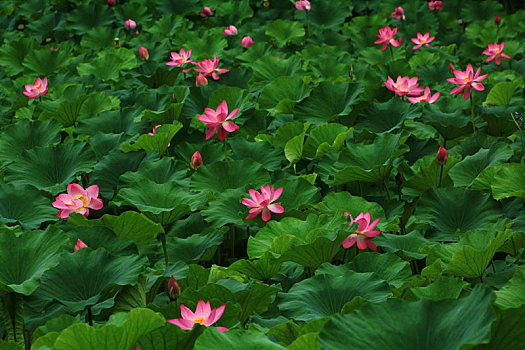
[[1, 0, 525, 349]]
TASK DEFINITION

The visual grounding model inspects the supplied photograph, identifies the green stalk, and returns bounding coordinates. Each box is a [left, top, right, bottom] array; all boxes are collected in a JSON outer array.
[[160, 232, 169, 266], [389, 45, 394, 61], [305, 11, 310, 39], [470, 94, 476, 133], [87, 306, 93, 326], [230, 224, 236, 259], [224, 137, 228, 162], [438, 163, 444, 187]]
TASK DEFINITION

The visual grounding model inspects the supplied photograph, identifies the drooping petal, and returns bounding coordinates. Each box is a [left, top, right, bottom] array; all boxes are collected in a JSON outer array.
[[222, 121, 239, 132], [356, 235, 368, 250], [88, 198, 103, 210], [342, 235, 357, 249], [261, 209, 271, 222], [268, 203, 284, 214], [217, 127, 227, 140], [167, 318, 194, 330], [216, 326, 229, 333], [205, 126, 217, 140], [367, 240, 378, 251]]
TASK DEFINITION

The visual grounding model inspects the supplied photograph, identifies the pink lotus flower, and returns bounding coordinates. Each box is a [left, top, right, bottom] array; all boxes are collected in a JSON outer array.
[[295, 0, 310, 11], [196, 73, 208, 86], [446, 64, 488, 99], [190, 151, 203, 170], [23, 77, 48, 99], [167, 300, 227, 333], [165, 48, 194, 73], [74, 239, 88, 252], [407, 86, 440, 104], [411, 32, 435, 50], [436, 145, 448, 165], [168, 276, 180, 299], [194, 55, 229, 80], [124, 19, 136, 30], [482, 42, 510, 65], [374, 25, 400, 51], [342, 212, 381, 251], [197, 100, 239, 140], [52, 184, 103, 219], [241, 36, 254, 48], [200, 6, 214, 17], [139, 46, 149, 60], [223, 25, 238, 36], [428, 1, 443, 11], [384, 75, 425, 97], [391, 7, 405, 20], [148, 125, 162, 135], [242, 185, 284, 222]]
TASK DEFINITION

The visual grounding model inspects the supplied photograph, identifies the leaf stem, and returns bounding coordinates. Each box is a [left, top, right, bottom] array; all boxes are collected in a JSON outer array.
[[160, 232, 169, 266], [87, 307, 93, 326]]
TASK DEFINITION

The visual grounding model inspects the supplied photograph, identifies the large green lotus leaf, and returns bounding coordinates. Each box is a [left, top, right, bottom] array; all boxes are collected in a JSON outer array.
[[0, 227, 68, 295], [354, 97, 420, 134], [190, 160, 270, 193], [476, 305, 525, 350], [256, 76, 310, 116], [5, 142, 97, 195], [415, 188, 503, 240], [265, 20, 305, 47], [495, 267, 525, 309], [112, 180, 206, 227], [0, 341, 23, 349], [317, 192, 385, 219], [67, 3, 114, 34], [141, 103, 185, 126], [484, 82, 522, 107], [138, 67, 183, 88], [449, 144, 513, 187], [118, 157, 188, 188], [303, 123, 352, 159], [77, 49, 137, 81], [250, 55, 301, 85], [420, 101, 472, 140], [247, 214, 346, 259], [0, 119, 61, 163], [51, 94, 89, 127], [268, 121, 309, 149], [273, 176, 321, 211], [229, 251, 283, 282], [88, 132, 124, 160], [303, 0, 350, 29], [32, 308, 165, 350], [60, 225, 137, 257], [334, 133, 409, 184], [422, 229, 512, 278], [90, 150, 149, 199], [201, 188, 246, 228], [0, 183, 58, 229], [22, 47, 71, 76], [194, 328, 284, 350], [279, 271, 391, 322], [374, 231, 433, 260], [317, 252, 412, 289], [33, 314, 81, 343], [284, 132, 305, 164], [167, 231, 224, 263], [80, 27, 114, 50], [402, 156, 461, 198], [490, 163, 525, 200], [318, 286, 495, 350], [121, 123, 182, 156], [136, 323, 205, 350], [76, 108, 148, 137], [294, 82, 363, 125], [0, 38, 36, 76], [207, 87, 253, 116], [36, 249, 147, 313], [68, 211, 163, 245], [229, 139, 283, 172], [79, 92, 120, 117], [407, 276, 469, 302]]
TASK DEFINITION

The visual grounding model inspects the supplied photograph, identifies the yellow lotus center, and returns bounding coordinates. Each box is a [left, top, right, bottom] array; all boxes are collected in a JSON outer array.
[[420, 38, 426, 44], [74, 194, 89, 207], [494, 48, 500, 54], [193, 317, 206, 325], [35, 85, 41, 92], [462, 76, 470, 83]]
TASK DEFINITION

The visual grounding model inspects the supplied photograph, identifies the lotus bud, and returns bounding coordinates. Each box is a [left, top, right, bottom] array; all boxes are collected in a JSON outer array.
[[448, 63, 455, 74], [51, 46, 56, 52], [168, 276, 181, 299], [494, 16, 501, 26], [124, 19, 136, 30], [395, 172, 404, 186], [241, 36, 255, 48], [190, 151, 203, 171], [436, 146, 448, 165], [139, 46, 149, 60], [74, 239, 88, 252], [108, 0, 114, 5]]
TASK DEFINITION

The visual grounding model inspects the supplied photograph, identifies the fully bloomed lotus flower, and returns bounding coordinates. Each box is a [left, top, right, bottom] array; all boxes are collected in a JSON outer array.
[[241, 36, 254, 48], [446, 64, 488, 99], [342, 212, 381, 251], [428, 1, 443, 11], [295, 0, 310, 11], [223, 25, 238, 36], [166, 48, 194, 73], [411, 32, 435, 50], [197, 100, 239, 140], [23, 77, 48, 99], [74, 239, 88, 252], [194, 55, 229, 80], [482, 42, 510, 65], [242, 185, 284, 222], [374, 25, 400, 51], [167, 300, 227, 333], [391, 7, 405, 20], [52, 184, 103, 219], [124, 19, 136, 29], [384, 75, 424, 97], [407, 86, 440, 104]]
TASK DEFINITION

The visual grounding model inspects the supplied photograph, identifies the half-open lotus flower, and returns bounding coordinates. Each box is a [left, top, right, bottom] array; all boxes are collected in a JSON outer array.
[[446, 63, 488, 99], [194, 55, 229, 80], [167, 300, 227, 333], [342, 212, 382, 251], [384, 75, 424, 97], [242, 185, 284, 222], [295, 0, 311, 11], [391, 7, 405, 20], [200, 6, 214, 17], [23, 77, 48, 99], [197, 100, 239, 140], [374, 25, 400, 51], [52, 184, 103, 219], [223, 25, 238, 36]]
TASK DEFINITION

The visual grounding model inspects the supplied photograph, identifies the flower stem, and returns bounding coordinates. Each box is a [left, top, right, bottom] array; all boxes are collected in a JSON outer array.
[[470, 94, 476, 133], [160, 232, 169, 266], [87, 307, 93, 326], [224, 137, 228, 162], [383, 179, 391, 200], [305, 12, 310, 39], [389, 45, 394, 61], [439, 163, 444, 187]]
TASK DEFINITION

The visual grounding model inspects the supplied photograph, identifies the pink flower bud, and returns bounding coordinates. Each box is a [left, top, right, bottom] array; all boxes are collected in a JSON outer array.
[[436, 146, 448, 165], [74, 239, 88, 252], [494, 16, 501, 26], [50, 46, 56, 52], [222, 25, 238, 36], [124, 19, 136, 30], [139, 46, 149, 60], [196, 73, 208, 86], [168, 276, 181, 299], [295, 0, 310, 11], [108, 0, 114, 6], [448, 63, 455, 74], [241, 36, 254, 48], [200, 6, 214, 17], [190, 151, 203, 171]]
